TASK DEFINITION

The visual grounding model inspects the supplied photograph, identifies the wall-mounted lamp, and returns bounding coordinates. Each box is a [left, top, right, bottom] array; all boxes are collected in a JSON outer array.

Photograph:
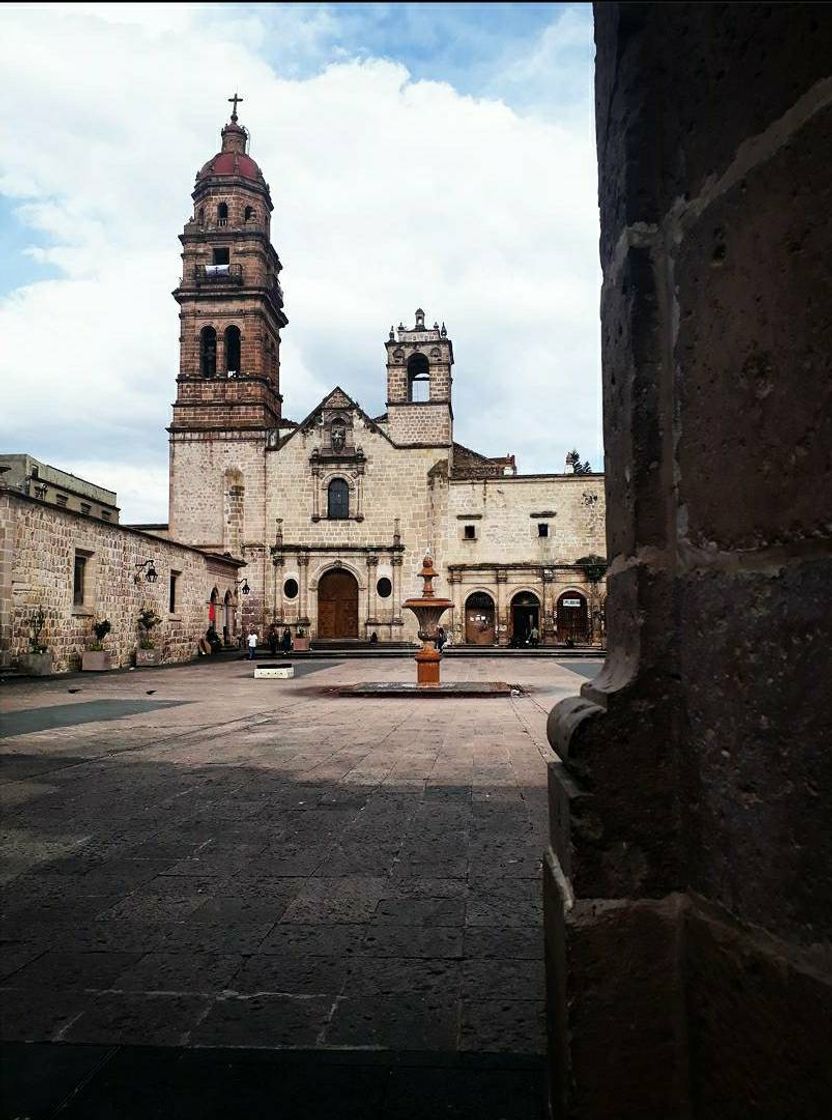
[[134, 559, 159, 585], [236, 578, 251, 596]]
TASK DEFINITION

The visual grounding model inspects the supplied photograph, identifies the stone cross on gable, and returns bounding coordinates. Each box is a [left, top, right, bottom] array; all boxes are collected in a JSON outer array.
[[228, 92, 243, 122]]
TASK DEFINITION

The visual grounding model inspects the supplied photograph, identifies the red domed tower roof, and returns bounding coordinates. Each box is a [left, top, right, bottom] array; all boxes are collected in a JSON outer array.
[[196, 120, 266, 185]]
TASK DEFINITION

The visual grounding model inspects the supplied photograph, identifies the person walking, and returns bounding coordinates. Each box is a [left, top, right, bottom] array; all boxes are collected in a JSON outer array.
[[247, 628, 259, 660], [529, 623, 539, 648], [281, 627, 292, 655], [268, 623, 279, 657]]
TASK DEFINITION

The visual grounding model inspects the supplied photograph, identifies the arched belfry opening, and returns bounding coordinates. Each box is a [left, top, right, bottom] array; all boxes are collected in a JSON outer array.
[[407, 353, 430, 402], [224, 326, 241, 376], [200, 327, 217, 377]]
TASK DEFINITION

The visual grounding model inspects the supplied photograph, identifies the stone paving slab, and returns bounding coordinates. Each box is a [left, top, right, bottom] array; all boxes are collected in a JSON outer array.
[[0, 656, 592, 1091], [0, 1041, 548, 1119]]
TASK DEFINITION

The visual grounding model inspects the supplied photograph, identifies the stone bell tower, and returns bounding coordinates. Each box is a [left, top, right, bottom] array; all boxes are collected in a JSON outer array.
[[385, 309, 454, 446], [168, 97, 287, 578]]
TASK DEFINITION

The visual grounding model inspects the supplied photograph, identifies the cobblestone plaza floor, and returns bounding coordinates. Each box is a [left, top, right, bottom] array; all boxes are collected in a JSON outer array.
[[0, 656, 600, 1117]]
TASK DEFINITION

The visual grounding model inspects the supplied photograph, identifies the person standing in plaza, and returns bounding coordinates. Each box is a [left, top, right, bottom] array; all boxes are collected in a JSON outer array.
[[247, 628, 259, 660]]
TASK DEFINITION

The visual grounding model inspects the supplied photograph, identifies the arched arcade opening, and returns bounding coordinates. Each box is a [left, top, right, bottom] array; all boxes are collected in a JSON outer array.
[[510, 590, 541, 646], [556, 589, 588, 645], [464, 591, 496, 646]]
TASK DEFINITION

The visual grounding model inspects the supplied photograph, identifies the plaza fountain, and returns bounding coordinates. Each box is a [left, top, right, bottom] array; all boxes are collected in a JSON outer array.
[[334, 552, 515, 697], [402, 552, 453, 687]]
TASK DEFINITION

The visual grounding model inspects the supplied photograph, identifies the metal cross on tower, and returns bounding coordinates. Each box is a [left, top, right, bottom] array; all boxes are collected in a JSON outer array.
[[228, 92, 243, 122]]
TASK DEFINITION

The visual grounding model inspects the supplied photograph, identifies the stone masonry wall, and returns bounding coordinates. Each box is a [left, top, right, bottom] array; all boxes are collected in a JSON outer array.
[[386, 403, 452, 447], [445, 475, 605, 566], [0, 491, 239, 672], [169, 435, 267, 551], [544, 6, 832, 1118]]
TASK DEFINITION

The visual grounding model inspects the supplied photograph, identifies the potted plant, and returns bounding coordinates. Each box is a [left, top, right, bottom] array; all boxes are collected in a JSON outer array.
[[136, 607, 163, 666], [293, 625, 310, 652], [20, 606, 53, 676], [575, 554, 609, 646], [82, 619, 113, 671]]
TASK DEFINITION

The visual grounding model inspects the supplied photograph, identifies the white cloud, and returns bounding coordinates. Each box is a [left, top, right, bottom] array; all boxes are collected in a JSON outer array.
[[0, 3, 601, 522]]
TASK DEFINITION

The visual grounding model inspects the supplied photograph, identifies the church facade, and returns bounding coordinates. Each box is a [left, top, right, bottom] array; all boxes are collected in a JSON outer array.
[[167, 110, 606, 647]]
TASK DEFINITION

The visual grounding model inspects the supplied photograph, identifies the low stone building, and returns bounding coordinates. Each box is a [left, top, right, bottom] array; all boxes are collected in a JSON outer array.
[[165, 111, 607, 646], [0, 454, 119, 523], [0, 485, 241, 672]]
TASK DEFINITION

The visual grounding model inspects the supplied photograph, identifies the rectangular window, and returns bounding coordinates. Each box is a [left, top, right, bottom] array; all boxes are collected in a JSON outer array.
[[80, 502, 90, 516], [73, 553, 87, 606], [538, 523, 549, 537], [56, 494, 68, 507], [169, 571, 179, 614], [463, 525, 476, 540], [212, 247, 230, 265]]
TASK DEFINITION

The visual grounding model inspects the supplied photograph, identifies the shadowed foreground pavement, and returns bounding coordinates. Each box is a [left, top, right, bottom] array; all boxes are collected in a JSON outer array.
[[0, 657, 599, 1117]]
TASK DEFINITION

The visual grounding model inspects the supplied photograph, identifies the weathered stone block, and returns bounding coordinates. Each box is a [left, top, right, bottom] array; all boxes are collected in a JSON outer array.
[[544, 854, 689, 1120], [675, 106, 832, 550], [685, 896, 832, 1119]]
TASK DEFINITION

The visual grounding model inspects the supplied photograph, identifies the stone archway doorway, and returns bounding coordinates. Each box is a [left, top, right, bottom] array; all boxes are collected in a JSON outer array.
[[556, 590, 589, 645], [510, 591, 540, 646], [208, 587, 219, 631], [317, 569, 359, 639], [223, 590, 235, 646], [464, 591, 496, 645]]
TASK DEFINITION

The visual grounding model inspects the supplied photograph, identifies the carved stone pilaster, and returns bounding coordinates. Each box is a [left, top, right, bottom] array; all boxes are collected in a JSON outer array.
[[311, 465, 320, 520], [366, 554, 379, 624], [271, 553, 284, 622], [447, 570, 463, 640], [297, 552, 310, 626], [495, 568, 508, 646], [391, 553, 403, 625], [542, 568, 557, 642]]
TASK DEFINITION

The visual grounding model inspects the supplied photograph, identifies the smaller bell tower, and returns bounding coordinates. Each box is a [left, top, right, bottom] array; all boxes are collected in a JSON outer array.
[[385, 310, 453, 446]]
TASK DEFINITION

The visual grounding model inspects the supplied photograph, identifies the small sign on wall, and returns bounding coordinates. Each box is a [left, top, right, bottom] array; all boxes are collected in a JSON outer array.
[[562, 598, 582, 608]]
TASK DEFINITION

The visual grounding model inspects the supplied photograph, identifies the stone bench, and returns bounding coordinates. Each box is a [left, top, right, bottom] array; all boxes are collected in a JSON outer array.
[[253, 663, 294, 679]]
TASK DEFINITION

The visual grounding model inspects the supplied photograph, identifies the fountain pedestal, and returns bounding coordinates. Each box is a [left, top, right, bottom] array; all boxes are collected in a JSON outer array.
[[402, 554, 453, 688]]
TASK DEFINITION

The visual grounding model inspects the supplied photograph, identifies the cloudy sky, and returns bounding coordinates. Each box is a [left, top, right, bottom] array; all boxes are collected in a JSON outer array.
[[0, 2, 600, 522]]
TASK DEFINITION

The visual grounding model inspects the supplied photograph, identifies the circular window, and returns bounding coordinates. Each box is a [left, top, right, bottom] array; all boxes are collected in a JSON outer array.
[[283, 578, 299, 599], [377, 577, 392, 598]]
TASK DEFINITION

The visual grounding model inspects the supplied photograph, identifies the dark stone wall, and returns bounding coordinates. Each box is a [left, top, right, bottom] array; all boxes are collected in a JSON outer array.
[[545, 4, 832, 1117]]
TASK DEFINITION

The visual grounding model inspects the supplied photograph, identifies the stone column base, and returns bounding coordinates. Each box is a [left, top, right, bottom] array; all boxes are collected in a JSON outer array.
[[544, 852, 832, 1119]]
